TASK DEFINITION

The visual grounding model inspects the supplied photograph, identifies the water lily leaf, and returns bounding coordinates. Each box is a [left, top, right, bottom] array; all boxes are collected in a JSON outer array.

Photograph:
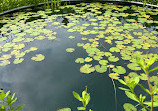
[[112, 66, 126, 74], [12, 37, 25, 42], [15, 52, 25, 58], [66, 48, 75, 52], [48, 36, 56, 40], [108, 56, 119, 62], [3, 42, 15, 48], [123, 103, 137, 111], [80, 64, 95, 74], [68, 36, 75, 39], [13, 58, 24, 64], [77, 43, 84, 47], [0, 60, 10, 66], [75, 58, 84, 64], [13, 43, 25, 50], [52, 22, 60, 25], [24, 38, 34, 42], [86, 47, 100, 55], [2, 47, 11, 52], [93, 55, 103, 61], [127, 63, 141, 71], [85, 57, 93, 62], [95, 65, 107, 73], [0, 54, 12, 60], [31, 54, 45, 61], [104, 52, 112, 57], [35, 35, 46, 40], [0, 37, 7, 42], [109, 47, 120, 52], [57, 108, 71, 111], [99, 60, 108, 65], [81, 37, 88, 40], [109, 73, 120, 80]]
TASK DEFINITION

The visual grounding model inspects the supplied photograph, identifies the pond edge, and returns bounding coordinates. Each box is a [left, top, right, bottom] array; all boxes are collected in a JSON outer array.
[[0, 0, 158, 16]]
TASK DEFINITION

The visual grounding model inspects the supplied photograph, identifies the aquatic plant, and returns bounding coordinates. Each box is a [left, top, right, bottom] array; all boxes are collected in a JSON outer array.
[[0, 89, 24, 111], [119, 53, 158, 111]]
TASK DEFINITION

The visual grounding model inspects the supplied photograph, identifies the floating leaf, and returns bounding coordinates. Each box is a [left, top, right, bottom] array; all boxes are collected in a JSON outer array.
[[31, 54, 45, 61], [57, 108, 71, 111], [0, 54, 12, 60], [13, 44, 25, 50], [35, 35, 46, 40], [112, 66, 126, 74], [80, 64, 95, 74], [99, 60, 108, 65], [13, 58, 24, 64], [85, 57, 93, 62], [108, 56, 119, 62], [109, 47, 120, 52], [75, 58, 84, 63], [127, 63, 141, 71], [109, 73, 120, 80], [48, 36, 56, 40], [95, 65, 107, 73], [0, 60, 10, 66], [66, 48, 75, 52], [68, 36, 75, 39]]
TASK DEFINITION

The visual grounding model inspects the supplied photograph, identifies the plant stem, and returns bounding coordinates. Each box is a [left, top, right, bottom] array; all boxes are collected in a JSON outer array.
[[146, 73, 153, 111], [131, 89, 150, 111]]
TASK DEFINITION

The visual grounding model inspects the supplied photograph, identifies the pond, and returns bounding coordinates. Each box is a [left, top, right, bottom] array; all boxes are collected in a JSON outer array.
[[0, 2, 158, 111]]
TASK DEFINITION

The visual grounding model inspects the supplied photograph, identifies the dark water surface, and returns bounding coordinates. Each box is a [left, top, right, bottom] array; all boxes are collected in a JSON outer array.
[[0, 2, 158, 111]]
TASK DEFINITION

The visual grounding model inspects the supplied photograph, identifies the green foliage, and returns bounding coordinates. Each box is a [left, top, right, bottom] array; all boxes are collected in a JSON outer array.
[[119, 53, 158, 111], [72, 86, 92, 111], [0, 89, 24, 111]]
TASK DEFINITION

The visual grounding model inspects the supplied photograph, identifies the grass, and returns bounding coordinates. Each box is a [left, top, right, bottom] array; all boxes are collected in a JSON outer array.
[[0, 0, 157, 13]]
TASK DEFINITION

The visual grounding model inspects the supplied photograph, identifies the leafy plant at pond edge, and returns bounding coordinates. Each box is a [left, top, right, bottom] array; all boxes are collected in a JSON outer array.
[[0, 89, 24, 111], [119, 52, 158, 111]]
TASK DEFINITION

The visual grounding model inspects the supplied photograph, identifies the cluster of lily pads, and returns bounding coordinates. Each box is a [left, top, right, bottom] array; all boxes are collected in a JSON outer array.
[[62, 3, 158, 79]]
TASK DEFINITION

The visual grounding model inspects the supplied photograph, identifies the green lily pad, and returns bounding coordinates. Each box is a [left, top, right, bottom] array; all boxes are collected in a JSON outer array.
[[77, 43, 84, 47], [57, 108, 71, 111], [80, 64, 95, 74], [99, 60, 108, 65], [48, 36, 56, 40], [108, 56, 119, 62], [95, 65, 107, 73], [112, 66, 126, 74], [109, 73, 120, 80], [35, 35, 46, 40], [109, 47, 120, 52], [104, 52, 112, 57], [75, 58, 84, 63], [127, 63, 141, 71], [13, 43, 25, 50], [66, 48, 75, 52], [0, 54, 12, 60], [0, 60, 10, 66], [31, 54, 45, 61], [68, 36, 75, 39], [15, 52, 26, 58], [13, 58, 24, 64]]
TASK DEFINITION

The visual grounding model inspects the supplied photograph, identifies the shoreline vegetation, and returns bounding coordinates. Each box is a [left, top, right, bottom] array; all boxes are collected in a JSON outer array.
[[0, 0, 158, 13]]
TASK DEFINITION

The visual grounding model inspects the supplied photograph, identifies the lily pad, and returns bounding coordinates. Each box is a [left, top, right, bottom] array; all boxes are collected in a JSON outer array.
[[109, 73, 120, 80], [75, 58, 84, 63], [108, 56, 119, 62], [80, 64, 95, 74], [112, 66, 126, 74], [66, 48, 75, 52], [99, 60, 108, 65], [95, 65, 107, 73], [31, 54, 45, 61], [85, 57, 93, 62], [127, 63, 141, 71], [13, 58, 24, 64], [13, 43, 25, 50], [0, 60, 10, 66]]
